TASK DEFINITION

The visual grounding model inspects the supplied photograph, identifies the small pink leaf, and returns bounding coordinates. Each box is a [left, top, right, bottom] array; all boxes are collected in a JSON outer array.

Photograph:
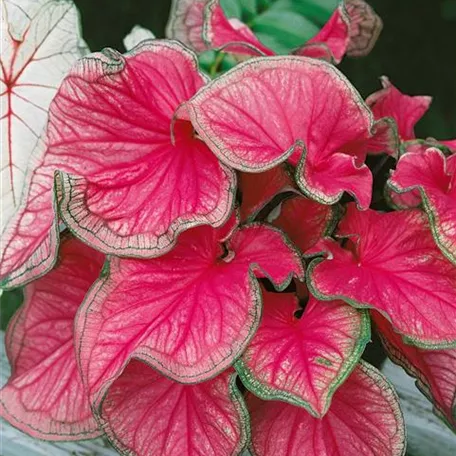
[[202, 0, 273, 56], [0, 235, 104, 440], [374, 312, 456, 431], [239, 165, 295, 221], [308, 204, 456, 348], [166, 0, 207, 51], [1, 0, 87, 231], [345, 0, 383, 57], [236, 290, 370, 417], [388, 147, 456, 264], [248, 361, 406, 456], [293, 42, 335, 63], [298, 4, 350, 64], [366, 77, 432, 141], [187, 56, 379, 208], [76, 219, 304, 407], [272, 195, 338, 253], [99, 363, 249, 456]]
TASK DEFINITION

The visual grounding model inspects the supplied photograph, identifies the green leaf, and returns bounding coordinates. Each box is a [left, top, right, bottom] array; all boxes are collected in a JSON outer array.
[[1, 288, 23, 330], [252, 9, 320, 53], [220, 0, 243, 19], [286, 0, 339, 25]]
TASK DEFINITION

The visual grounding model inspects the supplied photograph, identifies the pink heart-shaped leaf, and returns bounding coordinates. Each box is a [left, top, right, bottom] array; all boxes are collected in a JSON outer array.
[[236, 290, 370, 417], [1, 40, 236, 287], [388, 147, 456, 264], [366, 77, 432, 141], [187, 56, 389, 209], [308, 204, 456, 348], [100, 363, 249, 456], [248, 361, 406, 456], [76, 217, 304, 408]]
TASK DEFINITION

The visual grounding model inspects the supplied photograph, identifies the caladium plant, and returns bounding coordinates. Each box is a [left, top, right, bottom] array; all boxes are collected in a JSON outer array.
[[166, 0, 383, 64], [1, 1, 456, 455]]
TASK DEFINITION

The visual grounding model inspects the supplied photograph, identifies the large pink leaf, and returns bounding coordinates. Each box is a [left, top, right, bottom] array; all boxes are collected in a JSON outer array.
[[54, 41, 235, 256], [239, 165, 295, 221], [248, 361, 406, 456], [374, 313, 456, 430], [1, 0, 87, 232], [0, 235, 103, 440], [1, 40, 236, 287], [308, 204, 456, 348], [366, 77, 432, 141], [165, 0, 207, 51], [187, 56, 384, 209], [298, 3, 350, 64], [388, 147, 456, 264], [345, 0, 383, 57], [99, 362, 249, 456], [272, 195, 338, 253], [76, 219, 304, 408], [236, 290, 370, 417]]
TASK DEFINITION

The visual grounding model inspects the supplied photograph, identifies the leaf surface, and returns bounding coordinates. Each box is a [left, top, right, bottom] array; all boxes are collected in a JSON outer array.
[[236, 290, 370, 416], [248, 361, 406, 456], [100, 363, 249, 456], [366, 77, 432, 141], [308, 204, 456, 348], [0, 236, 103, 440], [187, 56, 378, 208], [1, 0, 87, 231], [388, 148, 456, 264], [374, 312, 456, 431], [76, 219, 304, 407]]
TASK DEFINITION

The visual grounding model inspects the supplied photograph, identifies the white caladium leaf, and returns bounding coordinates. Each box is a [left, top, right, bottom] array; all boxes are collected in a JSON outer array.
[[123, 25, 155, 51], [1, 0, 87, 230]]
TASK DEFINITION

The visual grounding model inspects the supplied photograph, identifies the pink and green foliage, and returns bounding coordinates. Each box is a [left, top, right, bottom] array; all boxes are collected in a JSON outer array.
[[247, 362, 406, 456], [0, 39, 236, 288], [374, 313, 456, 431], [297, 2, 350, 63], [0, 0, 88, 289], [366, 77, 432, 141], [2, 1, 456, 455], [367, 77, 456, 150], [388, 147, 456, 264], [99, 362, 249, 456], [75, 215, 304, 408], [235, 289, 370, 417], [307, 204, 456, 348], [167, 0, 382, 63], [187, 56, 396, 210], [0, 235, 104, 440]]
